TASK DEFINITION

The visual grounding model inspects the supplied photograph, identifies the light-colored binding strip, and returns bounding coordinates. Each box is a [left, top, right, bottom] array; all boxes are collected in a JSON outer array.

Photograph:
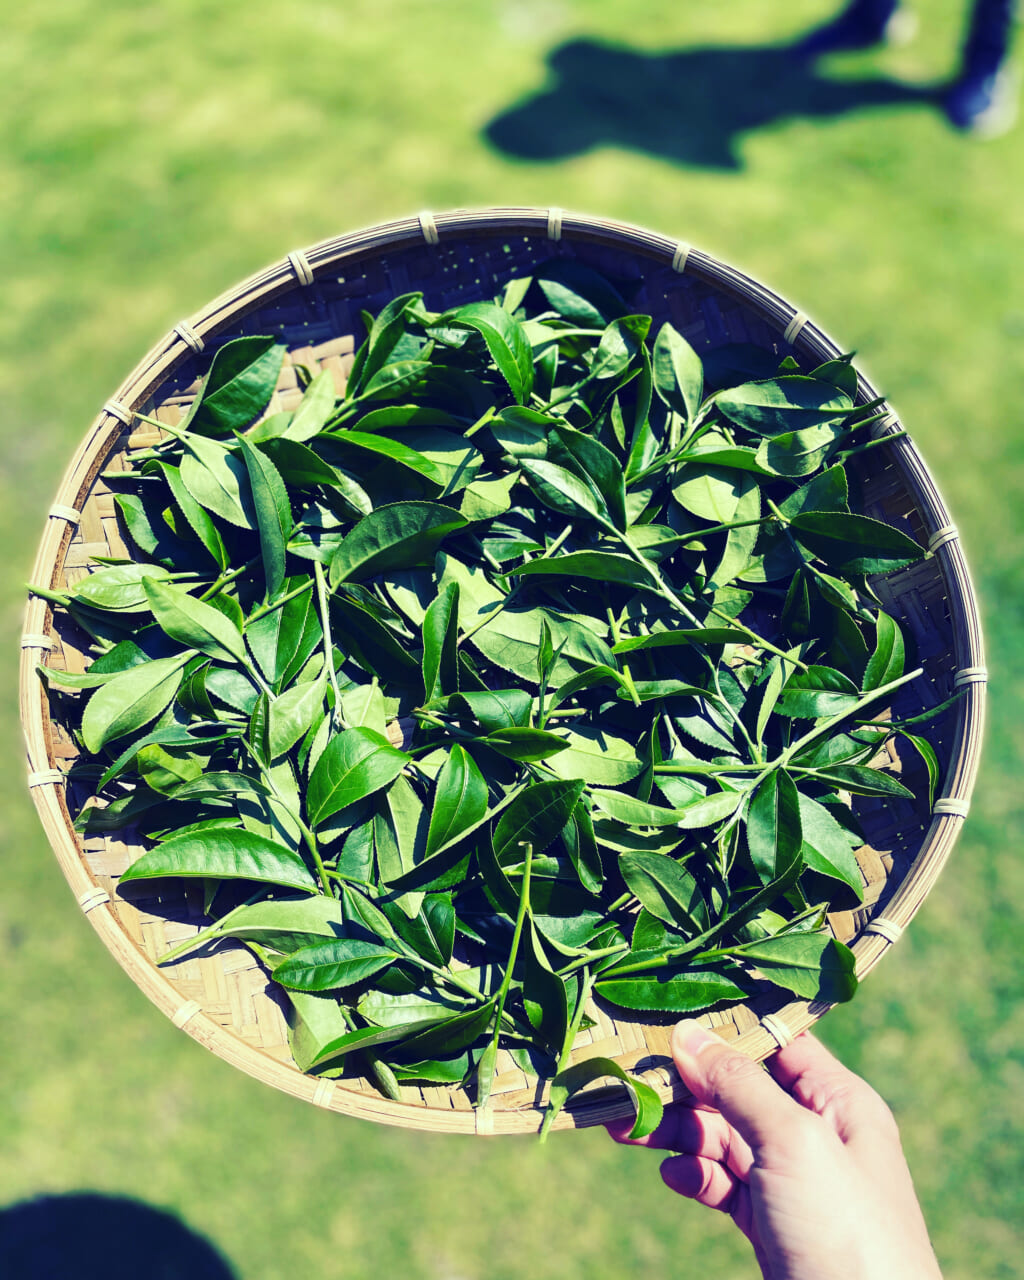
[[173, 321, 205, 352], [760, 1014, 795, 1049], [863, 916, 904, 945], [783, 312, 808, 345], [928, 524, 959, 553], [103, 399, 133, 425], [172, 1000, 203, 1030], [474, 1103, 495, 1135], [418, 211, 440, 246], [311, 1079, 336, 1109], [547, 208, 563, 241], [78, 887, 111, 914], [954, 665, 988, 687], [28, 769, 65, 788], [49, 504, 82, 524], [934, 797, 970, 818], [21, 633, 54, 650], [672, 243, 690, 273], [287, 250, 315, 286]]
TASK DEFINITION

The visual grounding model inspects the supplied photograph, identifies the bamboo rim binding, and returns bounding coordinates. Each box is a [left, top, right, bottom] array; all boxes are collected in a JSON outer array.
[[20, 209, 986, 1134]]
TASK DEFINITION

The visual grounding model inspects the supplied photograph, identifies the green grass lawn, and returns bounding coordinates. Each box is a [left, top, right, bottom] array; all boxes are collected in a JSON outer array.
[[1, 2, 1022, 1277]]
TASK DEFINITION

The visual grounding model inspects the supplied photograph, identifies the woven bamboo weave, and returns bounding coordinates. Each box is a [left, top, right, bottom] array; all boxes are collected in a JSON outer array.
[[21, 208, 986, 1135]]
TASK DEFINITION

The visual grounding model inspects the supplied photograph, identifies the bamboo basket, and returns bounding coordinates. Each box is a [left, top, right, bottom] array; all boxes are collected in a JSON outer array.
[[20, 208, 986, 1135]]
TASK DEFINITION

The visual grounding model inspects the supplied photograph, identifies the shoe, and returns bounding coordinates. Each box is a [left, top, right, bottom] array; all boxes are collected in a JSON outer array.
[[944, 65, 1018, 136], [793, 5, 917, 58]]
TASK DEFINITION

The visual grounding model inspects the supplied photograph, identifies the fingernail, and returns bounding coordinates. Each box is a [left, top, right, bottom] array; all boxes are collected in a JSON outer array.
[[672, 1019, 718, 1060]]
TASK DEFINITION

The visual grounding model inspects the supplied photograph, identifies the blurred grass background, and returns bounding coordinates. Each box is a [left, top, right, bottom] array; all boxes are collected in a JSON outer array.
[[1, 1, 1022, 1276]]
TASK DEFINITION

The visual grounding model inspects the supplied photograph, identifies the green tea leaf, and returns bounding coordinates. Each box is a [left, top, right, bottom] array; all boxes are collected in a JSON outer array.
[[331, 429, 444, 484], [549, 424, 627, 529], [182, 336, 286, 437], [389, 1001, 496, 1061], [307, 726, 410, 826], [237, 432, 291, 599], [422, 581, 460, 704], [285, 369, 338, 440], [246, 579, 321, 689], [746, 770, 802, 881], [477, 727, 569, 762], [789, 511, 925, 575], [596, 969, 747, 1013], [611, 628, 746, 655], [561, 799, 603, 893], [590, 792, 686, 828], [443, 301, 534, 405], [733, 933, 857, 1002], [80, 651, 193, 752], [451, 688, 532, 731], [534, 259, 628, 326], [390, 893, 456, 968], [523, 921, 569, 1050], [546, 725, 642, 786], [330, 501, 468, 585], [755, 423, 844, 477], [673, 789, 743, 830], [778, 464, 850, 517], [273, 938, 401, 991], [619, 852, 709, 931], [896, 730, 940, 809], [653, 321, 703, 423], [798, 792, 863, 897], [673, 467, 757, 524], [180, 434, 256, 529], [777, 666, 860, 719], [545, 1055, 662, 1140], [589, 316, 650, 382], [349, 293, 424, 396], [520, 458, 607, 523], [863, 611, 905, 691], [492, 779, 585, 863], [67, 564, 174, 612], [135, 743, 203, 795], [810, 765, 915, 799], [144, 578, 248, 664], [159, 463, 229, 568], [513, 551, 655, 590], [715, 377, 852, 435], [268, 672, 326, 758], [158, 895, 346, 964], [120, 827, 316, 892]]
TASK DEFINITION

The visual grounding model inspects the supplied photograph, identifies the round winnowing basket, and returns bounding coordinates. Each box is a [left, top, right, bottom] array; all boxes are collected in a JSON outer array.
[[21, 208, 986, 1135]]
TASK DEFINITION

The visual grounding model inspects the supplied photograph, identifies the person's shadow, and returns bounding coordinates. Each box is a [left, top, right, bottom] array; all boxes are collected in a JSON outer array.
[[0, 1193, 237, 1280], [485, 35, 936, 171]]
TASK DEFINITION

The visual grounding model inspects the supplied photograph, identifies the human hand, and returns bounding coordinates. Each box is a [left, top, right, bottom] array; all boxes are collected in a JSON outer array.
[[607, 1021, 942, 1280]]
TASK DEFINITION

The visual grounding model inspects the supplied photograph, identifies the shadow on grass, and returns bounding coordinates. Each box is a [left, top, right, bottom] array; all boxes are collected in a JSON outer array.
[[0, 1193, 237, 1280], [485, 35, 936, 170]]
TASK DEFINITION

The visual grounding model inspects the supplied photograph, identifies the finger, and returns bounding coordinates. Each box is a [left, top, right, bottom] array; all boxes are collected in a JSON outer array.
[[660, 1154, 742, 1213], [768, 1032, 922, 1222], [671, 1020, 806, 1156], [606, 1103, 754, 1177], [768, 1032, 900, 1147]]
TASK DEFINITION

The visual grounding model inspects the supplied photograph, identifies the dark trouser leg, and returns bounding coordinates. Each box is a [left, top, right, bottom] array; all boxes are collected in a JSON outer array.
[[961, 0, 1016, 76], [839, 0, 901, 26], [946, 0, 1019, 131], [793, 0, 902, 58]]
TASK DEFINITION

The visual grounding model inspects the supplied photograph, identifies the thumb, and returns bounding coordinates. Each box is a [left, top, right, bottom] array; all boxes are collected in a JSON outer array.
[[671, 1019, 806, 1155]]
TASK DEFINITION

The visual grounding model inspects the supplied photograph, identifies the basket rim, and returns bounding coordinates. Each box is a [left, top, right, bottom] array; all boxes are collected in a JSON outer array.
[[20, 206, 987, 1135]]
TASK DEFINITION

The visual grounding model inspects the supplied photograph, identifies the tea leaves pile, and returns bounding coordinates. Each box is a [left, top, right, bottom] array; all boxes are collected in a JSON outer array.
[[38, 263, 942, 1136]]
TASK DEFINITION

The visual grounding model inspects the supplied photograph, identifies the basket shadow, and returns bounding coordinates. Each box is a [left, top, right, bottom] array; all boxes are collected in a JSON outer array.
[[0, 1193, 237, 1280], [484, 35, 936, 171]]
